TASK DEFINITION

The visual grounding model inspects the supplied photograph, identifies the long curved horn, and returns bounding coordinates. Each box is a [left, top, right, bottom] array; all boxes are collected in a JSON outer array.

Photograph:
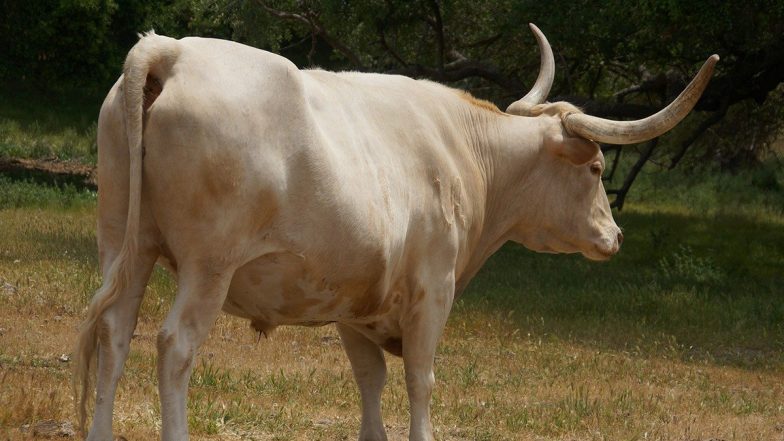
[[563, 54, 720, 144], [506, 23, 555, 116]]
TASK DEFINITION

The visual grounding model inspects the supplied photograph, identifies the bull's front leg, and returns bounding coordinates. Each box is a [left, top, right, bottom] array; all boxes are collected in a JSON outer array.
[[401, 275, 455, 441]]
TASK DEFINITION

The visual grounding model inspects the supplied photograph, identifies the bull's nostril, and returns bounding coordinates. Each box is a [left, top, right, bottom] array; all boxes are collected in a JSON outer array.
[[617, 231, 624, 245]]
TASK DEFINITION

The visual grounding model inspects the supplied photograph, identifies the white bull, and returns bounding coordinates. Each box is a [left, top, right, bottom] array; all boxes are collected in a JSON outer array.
[[74, 24, 717, 441]]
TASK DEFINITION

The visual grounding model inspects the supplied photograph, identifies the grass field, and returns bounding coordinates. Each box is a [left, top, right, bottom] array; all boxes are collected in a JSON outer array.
[[1, 163, 783, 440], [1, 96, 783, 439], [0, 85, 101, 165]]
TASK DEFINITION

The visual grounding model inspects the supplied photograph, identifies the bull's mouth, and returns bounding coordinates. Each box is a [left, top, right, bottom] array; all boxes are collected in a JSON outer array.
[[583, 244, 618, 261], [521, 233, 620, 261]]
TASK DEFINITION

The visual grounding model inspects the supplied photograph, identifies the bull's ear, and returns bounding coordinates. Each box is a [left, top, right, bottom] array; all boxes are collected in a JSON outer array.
[[548, 133, 600, 165]]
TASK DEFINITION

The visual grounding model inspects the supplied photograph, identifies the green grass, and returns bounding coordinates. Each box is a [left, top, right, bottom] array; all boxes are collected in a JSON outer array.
[[0, 83, 103, 164], [626, 158, 784, 217], [0, 176, 96, 209], [1, 156, 783, 439], [0, 118, 98, 163]]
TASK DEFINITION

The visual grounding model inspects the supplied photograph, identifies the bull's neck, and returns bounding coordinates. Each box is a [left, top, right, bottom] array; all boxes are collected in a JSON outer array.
[[456, 110, 544, 294]]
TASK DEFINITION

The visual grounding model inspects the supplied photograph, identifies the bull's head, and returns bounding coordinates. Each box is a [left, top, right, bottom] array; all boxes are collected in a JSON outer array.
[[505, 24, 717, 261]]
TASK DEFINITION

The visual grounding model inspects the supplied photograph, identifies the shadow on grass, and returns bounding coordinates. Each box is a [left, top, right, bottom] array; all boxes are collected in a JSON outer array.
[[458, 208, 784, 371]]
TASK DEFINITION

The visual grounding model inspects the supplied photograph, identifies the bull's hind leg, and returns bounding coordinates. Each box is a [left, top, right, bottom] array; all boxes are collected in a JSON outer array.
[[157, 260, 236, 441], [87, 245, 158, 441], [337, 323, 389, 441]]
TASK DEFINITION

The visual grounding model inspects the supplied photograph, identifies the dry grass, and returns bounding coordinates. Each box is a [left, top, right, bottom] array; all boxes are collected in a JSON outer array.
[[2, 304, 783, 440], [1, 184, 783, 440]]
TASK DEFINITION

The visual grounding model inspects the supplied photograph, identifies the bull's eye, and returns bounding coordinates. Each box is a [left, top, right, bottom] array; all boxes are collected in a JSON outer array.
[[590, 162, 603, 176]]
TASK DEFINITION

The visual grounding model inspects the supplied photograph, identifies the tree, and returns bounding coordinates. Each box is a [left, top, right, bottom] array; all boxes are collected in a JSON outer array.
[[1, 0, 117, 89], [3, 0, 781, 207], [244, 0, 784, 208]]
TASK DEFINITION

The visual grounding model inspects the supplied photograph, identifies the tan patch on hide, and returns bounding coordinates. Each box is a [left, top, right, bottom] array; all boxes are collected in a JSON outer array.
[[187, 165, 279, 233], [230, 251, 337, 329], [186, 184, 210, 221], [317, 293, 347, 314], [412, 288, 427, 306], [349, 280, 386, 317], [455, 90, 503, 115], [327, 247, 388, 318], [203, 160, 236, 198], [250, 191, 281, 235]]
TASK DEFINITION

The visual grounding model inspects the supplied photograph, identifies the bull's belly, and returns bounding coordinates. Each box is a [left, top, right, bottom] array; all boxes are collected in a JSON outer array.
[[220, 251, 404, 350]]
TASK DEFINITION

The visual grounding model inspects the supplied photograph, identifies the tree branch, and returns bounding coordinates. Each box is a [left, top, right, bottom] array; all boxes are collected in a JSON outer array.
[[257, 2, 310, 25], [427, 0, 445, 72], [613, 72, 667, 102], [668, 103, 728, 170], [601, 145, 622, 183], [257, 1, 365, 69], [378, 25, 408, 67], [388, 59, 523, 93], [607, 139, 659, 210], [306, 12, 365, 69], [553, 95, 658, 119], [588, 65, 604, 99], [464, 33, 503, 49]]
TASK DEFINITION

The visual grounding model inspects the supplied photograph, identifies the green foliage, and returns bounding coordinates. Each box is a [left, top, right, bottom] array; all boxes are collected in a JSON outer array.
[[623, 157, 784, 215], [141, 0, 237, 40], [1, 0, 119, 87], [0, 0, 781, 199], [0, 176, 96, 209], [511, 0, 784, 90], [658, 245, 724, 286], [702, 84, 784, 169]]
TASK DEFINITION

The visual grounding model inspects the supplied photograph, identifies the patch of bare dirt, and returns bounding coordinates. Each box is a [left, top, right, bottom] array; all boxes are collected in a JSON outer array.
[[0, 157, 96, 190]]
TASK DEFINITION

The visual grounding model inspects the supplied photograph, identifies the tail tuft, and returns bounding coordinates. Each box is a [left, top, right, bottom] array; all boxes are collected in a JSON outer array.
[[72, 32, 179, 434]]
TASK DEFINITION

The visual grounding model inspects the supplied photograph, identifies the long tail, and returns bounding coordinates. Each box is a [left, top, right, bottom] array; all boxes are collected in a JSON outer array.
[[73, 31, 179, 434]]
